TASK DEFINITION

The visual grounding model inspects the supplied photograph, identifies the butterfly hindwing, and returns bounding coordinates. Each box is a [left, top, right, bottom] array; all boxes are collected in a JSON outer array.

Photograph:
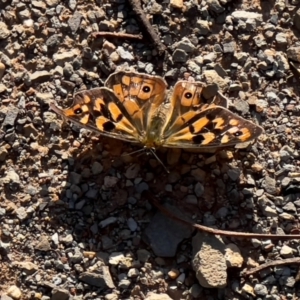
[[163, 106, 263, 148]]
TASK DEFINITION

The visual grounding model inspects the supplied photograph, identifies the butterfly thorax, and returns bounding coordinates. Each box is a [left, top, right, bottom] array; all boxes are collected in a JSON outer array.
[[139, 106, 168, 148]]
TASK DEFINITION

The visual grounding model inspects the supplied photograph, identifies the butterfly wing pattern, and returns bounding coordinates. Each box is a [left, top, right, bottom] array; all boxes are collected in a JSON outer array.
[[50, 71, 263, 150], [160, 80, 263, 148], [50, 86, 142, 143], [105, 71, 167, 136]]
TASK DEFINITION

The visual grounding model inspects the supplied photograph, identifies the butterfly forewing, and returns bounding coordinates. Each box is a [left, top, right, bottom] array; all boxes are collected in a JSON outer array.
[[50, 87, 141, 143], [163, 81, 228, 138], [105, 71, 167, 134]]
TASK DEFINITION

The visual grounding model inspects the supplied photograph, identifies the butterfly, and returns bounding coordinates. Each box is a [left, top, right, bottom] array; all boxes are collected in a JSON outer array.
[[50, 71, 263, 153]]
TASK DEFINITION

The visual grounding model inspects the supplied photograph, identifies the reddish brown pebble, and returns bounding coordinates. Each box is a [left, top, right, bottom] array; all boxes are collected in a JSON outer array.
[[168, 268, 180, 279]]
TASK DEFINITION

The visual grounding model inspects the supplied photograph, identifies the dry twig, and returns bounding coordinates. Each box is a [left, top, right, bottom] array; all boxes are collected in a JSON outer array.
[[128, 0, 166, 54], [241, 258, 300, 276], [90, 31, 143, 40], [146, 192, 300, 240]]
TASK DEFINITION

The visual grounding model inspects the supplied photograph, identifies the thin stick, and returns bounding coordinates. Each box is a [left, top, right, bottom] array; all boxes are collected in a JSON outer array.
[[241, 258, 300, 276], [121, 148, 145, 157], [146, 192, 300, 240], [90, 31, 143, 40], [128, 0, 166, 54]]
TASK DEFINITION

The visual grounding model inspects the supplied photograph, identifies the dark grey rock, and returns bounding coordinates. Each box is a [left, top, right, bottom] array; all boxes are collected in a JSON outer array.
[[85, 188, 99, 200], [51, 288, 70, 300], [234, 98, 250, 113], [207, 0, 225, 13], [135, 182, 149, 193], [282, 202, 296, 213], [127, 217, 138, 231], [215, 207, 228, 219], [79, 268, 115, 288], [46, 34, 62, 50], [190, 283, 202, 298], [262, 176, 277, 195], [17, 8, 31, 20], [69, 172, 82, 184], [4, 132, 16, 143], [68, 249, 83, 264], [172, 49, 189, 63], [280, 276, 295, 287], [261, 275, 276, 285], [137, 249, 151, 263], [63, 62, 74, 77], [203, 213, 216, 226], [229, 83, 242, 92], [143, 204, 194, 257], [185, 194, 197, 205], [214, 63, 227, 77], [68, 11, 82, 33], [294, 8, 300, 31], [50, 16, 61, 28], [175, 38, 196, 53], [287, 46, 300, 62], [194, 182, 204, 197], [227, 169, 240, 181], [2, 106, 19, 128]]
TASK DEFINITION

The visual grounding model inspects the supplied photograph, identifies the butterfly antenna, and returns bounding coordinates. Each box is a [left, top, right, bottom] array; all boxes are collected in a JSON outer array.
[[149, 148, 170, 173], [121, 148, 145, 157], [121, 147, 169, 173]]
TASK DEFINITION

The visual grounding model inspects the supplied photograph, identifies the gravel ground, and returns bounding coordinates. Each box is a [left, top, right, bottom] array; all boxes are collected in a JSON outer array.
[[1, 0, 300, 299]]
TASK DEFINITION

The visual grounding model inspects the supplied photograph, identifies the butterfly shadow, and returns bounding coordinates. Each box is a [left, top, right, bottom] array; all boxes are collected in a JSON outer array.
[[41, 129, 274, 298]]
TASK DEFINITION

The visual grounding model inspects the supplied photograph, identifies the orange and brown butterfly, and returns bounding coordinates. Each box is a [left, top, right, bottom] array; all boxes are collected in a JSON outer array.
[[50, 71, 263, 150]]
